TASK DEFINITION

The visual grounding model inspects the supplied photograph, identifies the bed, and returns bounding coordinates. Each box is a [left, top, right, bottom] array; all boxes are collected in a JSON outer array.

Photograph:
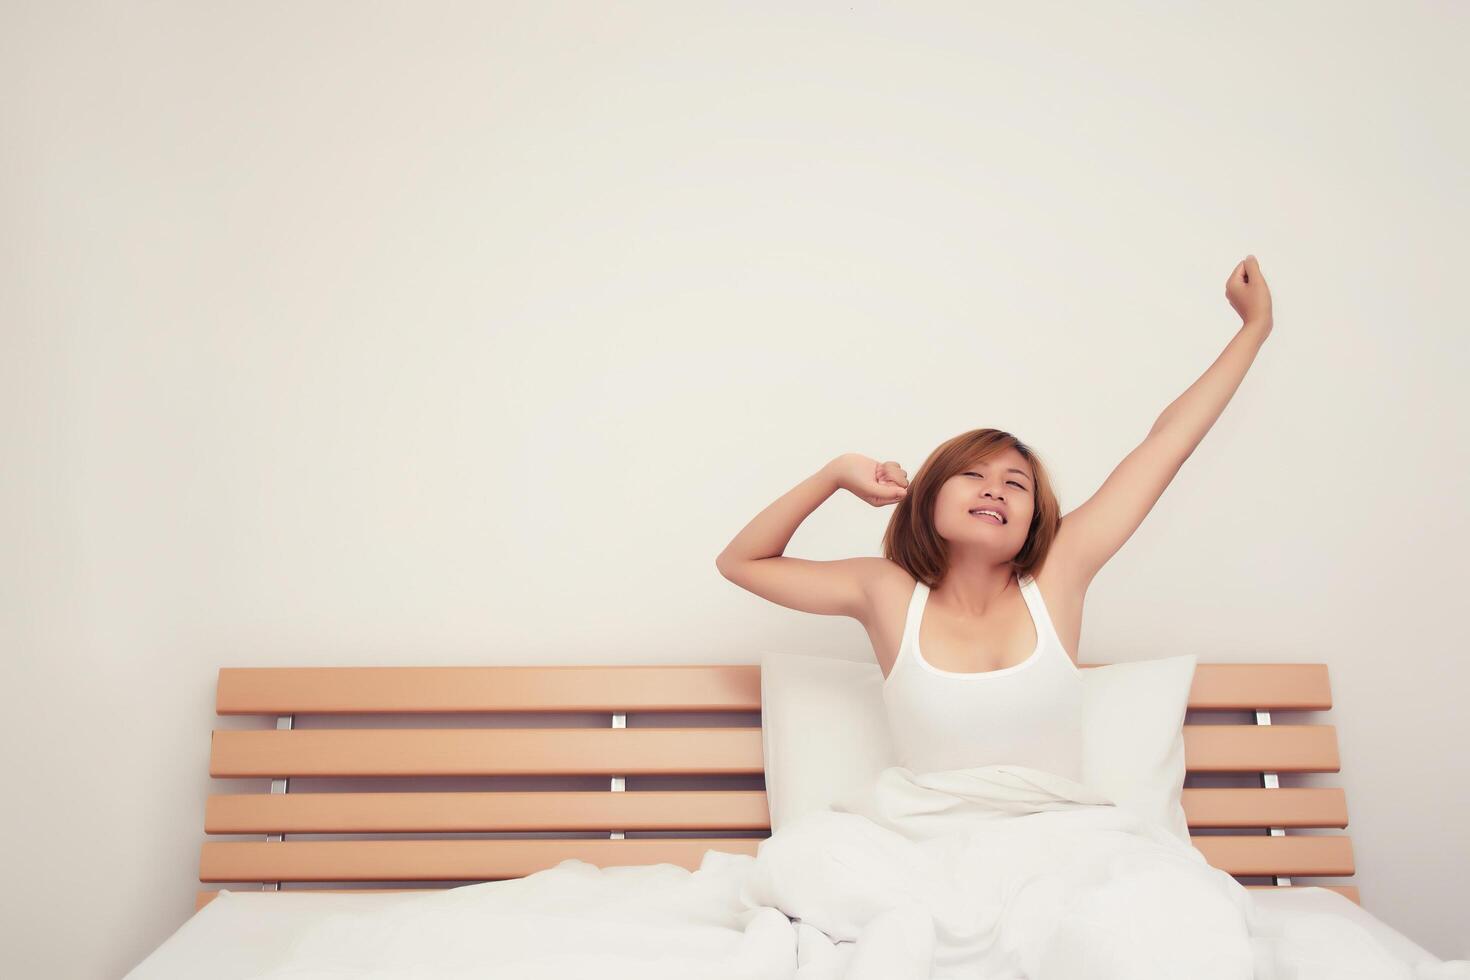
[[123, 661, 1456, 978]]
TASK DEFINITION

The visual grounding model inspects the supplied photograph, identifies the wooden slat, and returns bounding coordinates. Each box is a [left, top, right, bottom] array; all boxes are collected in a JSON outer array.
[[206, 790, 771, 833], [210, 727, 764, 777], [1078, 662, 1332, 710], [208, 724, 1333, 778], [217, 665, 762, 715], [200, 838, 763, 882], [200, 834, 1351, 884], [216, 663, 1329, 715], [1191, 663, 1331, 710], [1182, 787, 1347, 828], [207, 787, 1344, 835], [1182, 725, 1339, 772], [1191, 835, 1354, 877]]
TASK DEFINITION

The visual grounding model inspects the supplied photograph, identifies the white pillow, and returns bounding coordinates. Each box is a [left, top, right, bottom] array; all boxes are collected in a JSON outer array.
[[1077, 653, 1197, 844], [758, 650, 1197, 844], [758, 650, 900, 831]]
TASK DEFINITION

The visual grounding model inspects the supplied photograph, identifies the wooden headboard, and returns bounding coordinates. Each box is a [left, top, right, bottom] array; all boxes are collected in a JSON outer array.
[[196, 662, 1355, 911]]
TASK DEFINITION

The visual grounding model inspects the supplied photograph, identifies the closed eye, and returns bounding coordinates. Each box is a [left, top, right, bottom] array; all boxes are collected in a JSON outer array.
[[963, 471, 1029, 490]]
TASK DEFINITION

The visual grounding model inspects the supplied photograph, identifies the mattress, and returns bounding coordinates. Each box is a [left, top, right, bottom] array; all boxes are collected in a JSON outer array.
[[124, 885, 1446, 979]]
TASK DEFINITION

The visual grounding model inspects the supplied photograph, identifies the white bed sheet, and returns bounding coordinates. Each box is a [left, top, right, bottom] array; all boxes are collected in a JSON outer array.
[[125, 883, 1445, 979]]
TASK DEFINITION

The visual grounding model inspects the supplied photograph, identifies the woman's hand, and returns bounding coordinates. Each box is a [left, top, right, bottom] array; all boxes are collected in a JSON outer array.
[[829, 453, 909, 507], [1225, 254, 1273, 332]]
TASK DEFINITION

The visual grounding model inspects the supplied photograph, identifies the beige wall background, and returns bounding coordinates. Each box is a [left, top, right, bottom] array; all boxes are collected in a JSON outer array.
[[4, 1, 1466, 976]]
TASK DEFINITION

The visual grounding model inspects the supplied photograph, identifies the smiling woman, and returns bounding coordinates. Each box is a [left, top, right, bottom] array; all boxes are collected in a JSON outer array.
[[881, 430, 1062, 590]]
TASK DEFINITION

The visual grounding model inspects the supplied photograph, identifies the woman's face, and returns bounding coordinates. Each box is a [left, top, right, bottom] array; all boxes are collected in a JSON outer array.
[[932, 448, 1036, 556]]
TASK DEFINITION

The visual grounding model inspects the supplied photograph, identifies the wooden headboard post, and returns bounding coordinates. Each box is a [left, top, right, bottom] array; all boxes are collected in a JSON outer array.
[[1256, 707, 1290, 887], [263, 713, 292, 892]]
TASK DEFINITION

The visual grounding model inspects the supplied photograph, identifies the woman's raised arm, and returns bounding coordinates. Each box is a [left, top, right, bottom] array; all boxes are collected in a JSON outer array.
[[1051, 255, 1275, 588]]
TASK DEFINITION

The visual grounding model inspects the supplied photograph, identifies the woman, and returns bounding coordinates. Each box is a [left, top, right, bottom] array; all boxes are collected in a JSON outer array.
[[716, 255, 1273, 779], [716, 257, 1275, 977]]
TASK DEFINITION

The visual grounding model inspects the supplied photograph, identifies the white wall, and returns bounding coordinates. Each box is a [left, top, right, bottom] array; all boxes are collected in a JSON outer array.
[[3, 1, 1466, 975]]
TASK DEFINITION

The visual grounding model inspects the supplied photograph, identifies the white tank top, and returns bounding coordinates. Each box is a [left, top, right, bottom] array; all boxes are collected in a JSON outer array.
[[880, 572, 1085, 780]]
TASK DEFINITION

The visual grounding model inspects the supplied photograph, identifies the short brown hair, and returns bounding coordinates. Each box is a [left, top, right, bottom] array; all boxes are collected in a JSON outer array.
[[881, 428, 1061, 588]]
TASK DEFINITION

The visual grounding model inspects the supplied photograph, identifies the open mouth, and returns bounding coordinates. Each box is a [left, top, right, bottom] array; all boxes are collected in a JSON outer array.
[[969, 509, 1005, 525]]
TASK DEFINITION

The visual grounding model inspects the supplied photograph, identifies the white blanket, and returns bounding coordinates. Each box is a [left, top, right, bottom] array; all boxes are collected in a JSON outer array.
[[227, 764, 1466, 979]]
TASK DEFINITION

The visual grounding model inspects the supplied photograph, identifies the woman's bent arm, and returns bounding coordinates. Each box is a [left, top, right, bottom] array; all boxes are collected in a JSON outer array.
[[715, 455, 884, 620]]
